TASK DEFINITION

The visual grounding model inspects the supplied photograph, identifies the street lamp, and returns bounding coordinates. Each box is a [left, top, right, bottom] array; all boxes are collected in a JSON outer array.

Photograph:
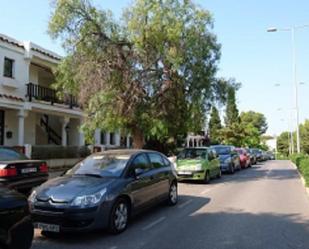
[[267, 25, 309, 153]]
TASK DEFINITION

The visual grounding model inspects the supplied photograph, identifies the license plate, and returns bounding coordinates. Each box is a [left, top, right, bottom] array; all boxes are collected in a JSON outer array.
[[178, 171, 192, 175], [34, 223, 60, 232], [21, 168, 37, 174]]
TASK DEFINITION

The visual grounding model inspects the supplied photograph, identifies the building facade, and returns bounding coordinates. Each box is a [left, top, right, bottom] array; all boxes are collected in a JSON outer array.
[[0, 33, 128, 149]]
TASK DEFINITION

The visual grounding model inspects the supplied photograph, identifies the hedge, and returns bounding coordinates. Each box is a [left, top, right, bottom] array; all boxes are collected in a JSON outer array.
[[298, 158, 309, 187], [31, 145, 91, 160], [290, 153, 309, 187]]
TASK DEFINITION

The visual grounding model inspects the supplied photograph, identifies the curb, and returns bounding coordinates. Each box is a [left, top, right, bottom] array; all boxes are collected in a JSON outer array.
[[291, 161, 309, 199]]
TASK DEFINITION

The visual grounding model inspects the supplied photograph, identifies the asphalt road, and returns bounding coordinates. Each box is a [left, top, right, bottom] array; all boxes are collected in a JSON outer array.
[[32, 160, 309, 249]]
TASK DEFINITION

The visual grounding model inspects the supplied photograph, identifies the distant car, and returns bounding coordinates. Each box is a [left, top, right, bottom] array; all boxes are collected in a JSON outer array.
[[211, 145, 241, 174], [29, 150, 178, 235], [267, 152, 275, 160], [176, 147, 221, 183], [235, 148, 251, 168], [0, 147, 48, 193], [248, 149, 257, 165], [0, 185, 34, 249], [251, 148, 263, 162]]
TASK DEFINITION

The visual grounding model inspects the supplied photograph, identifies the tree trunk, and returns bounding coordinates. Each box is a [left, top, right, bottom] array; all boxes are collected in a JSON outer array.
[[132, 128, 145, 149]]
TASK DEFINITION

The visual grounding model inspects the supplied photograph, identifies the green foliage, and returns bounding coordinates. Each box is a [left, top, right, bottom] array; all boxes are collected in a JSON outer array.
[[48, 0, 229, 148], [299, 120, 309, 154], [208, 106, 222, 144], [277, 131, 290, 156], [290, 153, 307, 167], [240, 111, 268, 135], [224, 86, 239, 127], [299, 158, 309, 187]]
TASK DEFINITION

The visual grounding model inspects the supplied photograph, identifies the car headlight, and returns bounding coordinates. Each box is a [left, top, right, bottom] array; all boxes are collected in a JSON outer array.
[[224, 158, 231, 164], [195, 164, 203, 171], [70, 188, 107, 208], [28, 190, 37, 204]]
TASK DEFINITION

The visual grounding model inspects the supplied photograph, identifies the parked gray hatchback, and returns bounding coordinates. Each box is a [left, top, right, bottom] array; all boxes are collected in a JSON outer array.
[[29, 150, 178, 234]]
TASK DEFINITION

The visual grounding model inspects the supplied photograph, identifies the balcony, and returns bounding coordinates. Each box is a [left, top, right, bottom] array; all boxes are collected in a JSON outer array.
[[26, 83, 79, 109]]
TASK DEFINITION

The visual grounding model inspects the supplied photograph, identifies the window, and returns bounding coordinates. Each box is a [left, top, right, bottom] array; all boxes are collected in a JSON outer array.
[[100, 132, 106, 145], [131, 154, 152, 171], [3, 57, 14, 78], [148, 153, 165, 168], [110, 132, 115, 145]]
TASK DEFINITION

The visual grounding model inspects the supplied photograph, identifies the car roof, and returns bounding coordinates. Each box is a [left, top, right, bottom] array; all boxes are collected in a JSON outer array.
[[184, 147, 209, 150], [94, 149, 161, 157]]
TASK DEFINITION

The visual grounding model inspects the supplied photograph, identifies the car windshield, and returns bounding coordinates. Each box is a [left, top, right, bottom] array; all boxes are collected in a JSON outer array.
[[0, 148, 28, 161], [67, 154, 131, 178], [212, 147, 231, 155], [178, 149, 207, 159]]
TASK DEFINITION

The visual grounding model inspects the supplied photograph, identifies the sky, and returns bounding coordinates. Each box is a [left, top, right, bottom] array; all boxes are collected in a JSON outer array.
[[1, 0, 309, 136]]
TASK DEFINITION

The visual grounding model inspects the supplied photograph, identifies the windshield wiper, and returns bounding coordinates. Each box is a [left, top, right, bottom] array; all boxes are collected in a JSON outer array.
[[75, 173, 103, 178]]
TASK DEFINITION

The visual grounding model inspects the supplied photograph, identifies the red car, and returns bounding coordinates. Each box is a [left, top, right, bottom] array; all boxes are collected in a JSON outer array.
[[235, 148, 251, 169]]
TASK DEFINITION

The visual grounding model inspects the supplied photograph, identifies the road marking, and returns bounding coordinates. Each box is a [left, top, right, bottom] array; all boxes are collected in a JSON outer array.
[[178, 199, 193, 209], [142, 216, 166, 231]]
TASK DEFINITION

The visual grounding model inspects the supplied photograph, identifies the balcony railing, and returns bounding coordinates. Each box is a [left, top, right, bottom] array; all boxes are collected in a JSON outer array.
[[26, 83, 79, 109]]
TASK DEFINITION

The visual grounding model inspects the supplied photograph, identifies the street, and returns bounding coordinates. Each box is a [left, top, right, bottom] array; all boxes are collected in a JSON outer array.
[[32, 160, 309, 249]]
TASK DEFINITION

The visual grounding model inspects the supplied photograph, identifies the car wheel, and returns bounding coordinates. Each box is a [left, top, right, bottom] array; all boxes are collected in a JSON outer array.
[[8, 218, 34, 249], [109, 198, 129, 234], [204, 171, 211, 184], [217, 169, 222, 178], [167, 182, 178, 206], [230, 165, 235, 174]]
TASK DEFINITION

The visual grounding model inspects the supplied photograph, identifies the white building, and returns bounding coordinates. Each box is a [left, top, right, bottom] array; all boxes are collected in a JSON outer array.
[[0, 33, 129, 149]]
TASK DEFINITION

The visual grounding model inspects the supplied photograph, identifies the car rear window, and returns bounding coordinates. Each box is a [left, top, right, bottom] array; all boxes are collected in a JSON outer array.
[[212, 147, 231, 155], [178, 149, 207, 159], [0, 148, 28, 161]]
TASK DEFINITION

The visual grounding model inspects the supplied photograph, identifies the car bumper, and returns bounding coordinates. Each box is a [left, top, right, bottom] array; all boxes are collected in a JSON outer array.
[[177, 170, 206, 181], [31, 202, 113, 233], [219, 163, 231, 172]]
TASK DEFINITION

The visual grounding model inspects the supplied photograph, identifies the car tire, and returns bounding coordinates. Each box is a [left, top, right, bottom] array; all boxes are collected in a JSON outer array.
[[204, 171, 211, 184], [8, 218, 34, 249], [230, 165, 235, 174], [108, 198, 130, 234], [167, 182, 178, 206], [217, 169, 222, 178]]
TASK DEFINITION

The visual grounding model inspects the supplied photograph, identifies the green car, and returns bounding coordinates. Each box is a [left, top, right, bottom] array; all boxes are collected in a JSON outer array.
[[176, 147, 221, 183]]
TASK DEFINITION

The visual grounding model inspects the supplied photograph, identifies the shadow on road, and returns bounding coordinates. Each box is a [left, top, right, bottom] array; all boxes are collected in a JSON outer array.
[[32, 195, 211, 249], [143, 209, 309, 249]]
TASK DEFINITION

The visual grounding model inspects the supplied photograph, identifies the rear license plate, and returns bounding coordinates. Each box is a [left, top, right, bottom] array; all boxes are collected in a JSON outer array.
[[34, 223, 60, 232], [21, 168, 37, 174]]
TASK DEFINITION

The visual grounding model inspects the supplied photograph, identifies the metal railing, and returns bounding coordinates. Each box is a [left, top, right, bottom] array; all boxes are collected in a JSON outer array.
[[26, 83, 79, 109]]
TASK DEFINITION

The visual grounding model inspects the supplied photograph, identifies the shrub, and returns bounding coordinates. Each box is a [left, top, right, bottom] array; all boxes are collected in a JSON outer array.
[[299, 158, 309, 187], [31, 145, 91, 160], [290, 153, 307, 167]]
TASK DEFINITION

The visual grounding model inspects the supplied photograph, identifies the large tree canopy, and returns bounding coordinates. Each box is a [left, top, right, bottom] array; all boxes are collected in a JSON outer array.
[[49, 0, 232, 148], [240, 111, 268, 135]]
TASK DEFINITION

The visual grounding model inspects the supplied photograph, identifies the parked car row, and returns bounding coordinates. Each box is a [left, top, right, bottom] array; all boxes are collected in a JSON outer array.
[[174, 146, 274, 184], [0, 146, 274, 248]]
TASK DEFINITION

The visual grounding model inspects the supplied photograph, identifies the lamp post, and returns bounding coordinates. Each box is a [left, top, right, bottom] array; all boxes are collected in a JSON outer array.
[[267, 25, 309, 153]]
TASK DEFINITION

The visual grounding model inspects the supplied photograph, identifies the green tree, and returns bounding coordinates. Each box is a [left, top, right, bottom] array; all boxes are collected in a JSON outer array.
[[224, 86, 239, 126], [300, 120, 309, 154], [277, 131, 290, 156], [48, 0, 230, 149], [208, 106, 222, 144], [240, 111, 268, 135]]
